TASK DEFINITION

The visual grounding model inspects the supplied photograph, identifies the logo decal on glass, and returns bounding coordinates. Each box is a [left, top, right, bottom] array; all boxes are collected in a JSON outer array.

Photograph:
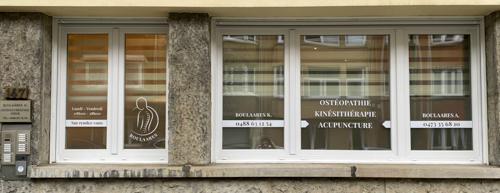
[[129, 97, 159, 142]]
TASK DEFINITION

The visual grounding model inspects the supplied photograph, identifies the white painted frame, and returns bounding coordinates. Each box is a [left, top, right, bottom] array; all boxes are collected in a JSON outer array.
[[293, 28, 398, 163], [400, 27, 483, 164], [55, 26, 113, 163], [212, 23, 485, 164], [213, 28, 292, 162], [53, 23, 169, 163], [116, 27, 169, 163]]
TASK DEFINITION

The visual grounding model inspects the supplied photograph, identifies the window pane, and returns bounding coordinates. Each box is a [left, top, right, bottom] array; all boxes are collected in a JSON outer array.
[[409, 34, 472, 150], [301, 35, 391, 150], [222, 35, 285, 149], [124, 34, 167, 149], [66, 34, 108, 149]]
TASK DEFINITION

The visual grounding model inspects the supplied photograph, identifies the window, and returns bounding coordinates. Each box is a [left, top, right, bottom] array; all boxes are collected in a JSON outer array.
[[221, 34, 285, 150], [409, 34, 472, 151], [301, 34, 390, 151], [213, 26, 484, 163], [56, 26, 168, 163]]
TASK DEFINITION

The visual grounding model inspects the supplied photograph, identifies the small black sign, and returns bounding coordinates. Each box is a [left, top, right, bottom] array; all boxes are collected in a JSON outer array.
[[3, 87, 29, 100]]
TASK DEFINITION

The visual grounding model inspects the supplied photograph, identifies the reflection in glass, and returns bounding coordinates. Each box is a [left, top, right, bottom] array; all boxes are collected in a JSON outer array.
[[300, 35, 391, 150], [410, 34, 472, 150], [66, 34, 108, 149], [66, 127, 106, 149], [124, 34, 167, 149], [222, 35, 285, 149]]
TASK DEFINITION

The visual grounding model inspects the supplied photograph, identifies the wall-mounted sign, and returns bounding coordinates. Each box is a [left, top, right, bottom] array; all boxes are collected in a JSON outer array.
[[2, 87, 29, 100], [0, 100, 31, 123]]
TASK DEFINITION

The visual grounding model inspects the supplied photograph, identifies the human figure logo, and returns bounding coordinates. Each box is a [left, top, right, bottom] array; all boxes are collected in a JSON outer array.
[[129, 97, 160, 142]]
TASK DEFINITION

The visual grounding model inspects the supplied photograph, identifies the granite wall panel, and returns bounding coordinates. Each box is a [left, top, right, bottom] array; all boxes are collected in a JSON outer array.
[[167, 13, 211, 165], [1, 11, 499, 193], [4, 179, 500, 193], [485, 11, 500, 165], [0, 179, 385, 193], [0, 12, 52, 165]]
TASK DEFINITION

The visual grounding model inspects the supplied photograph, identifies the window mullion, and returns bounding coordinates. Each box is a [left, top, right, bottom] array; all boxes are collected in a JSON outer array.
[[288, 29, 300, 155], [395, 29, 411, 160], [470, 28, 483, 161], [110, 28, 121, 155], [57, 30, 69, 161]]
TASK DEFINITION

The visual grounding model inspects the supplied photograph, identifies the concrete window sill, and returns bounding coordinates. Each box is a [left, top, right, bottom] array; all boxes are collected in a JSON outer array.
[[28, 164, 500, 179]]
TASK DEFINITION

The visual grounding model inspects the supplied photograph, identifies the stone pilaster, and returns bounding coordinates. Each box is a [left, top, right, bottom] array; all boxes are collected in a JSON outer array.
[[485, 11, 500, 165], [167, 13, 211, 165], [0, 13, 52, 165]]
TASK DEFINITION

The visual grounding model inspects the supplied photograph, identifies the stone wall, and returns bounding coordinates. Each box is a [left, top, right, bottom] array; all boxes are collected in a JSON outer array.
[[167, 13, 211, 165], [2, 179, 500, 193], [0, 12, 51, 165], [485, 11, 500, 166], [2, 10, 500, 193]]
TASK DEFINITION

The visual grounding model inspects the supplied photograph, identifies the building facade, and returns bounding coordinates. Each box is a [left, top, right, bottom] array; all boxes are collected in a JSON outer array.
[[2, 1, 500, 192]]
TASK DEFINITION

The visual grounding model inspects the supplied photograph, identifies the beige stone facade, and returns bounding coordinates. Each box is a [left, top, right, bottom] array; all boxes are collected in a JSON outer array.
[[2, 1, 500, 192]]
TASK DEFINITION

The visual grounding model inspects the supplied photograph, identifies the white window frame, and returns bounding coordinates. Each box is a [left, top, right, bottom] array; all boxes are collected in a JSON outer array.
[[401, 27, 482, 163], [213, 28, 291, 161], [52, 22, 169, 163], [212, 24, 485, 164]]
